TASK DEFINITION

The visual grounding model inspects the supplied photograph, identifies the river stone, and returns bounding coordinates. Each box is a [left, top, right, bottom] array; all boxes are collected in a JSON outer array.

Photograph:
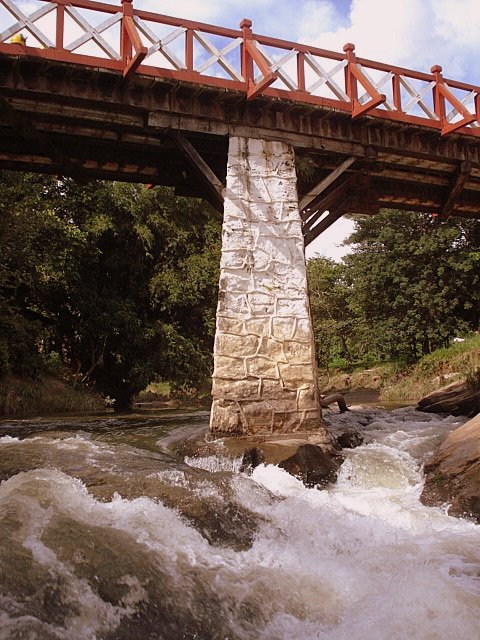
[[417, 380, 480, 416], [278, 443, 341, 487], [337, 430, 364, 449], [421, 413, 480, 523]]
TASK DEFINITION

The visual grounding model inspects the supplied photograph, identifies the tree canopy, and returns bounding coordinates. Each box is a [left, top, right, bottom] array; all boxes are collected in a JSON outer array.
[[308, 210, 480, 368], [0, 172, 221, 409]]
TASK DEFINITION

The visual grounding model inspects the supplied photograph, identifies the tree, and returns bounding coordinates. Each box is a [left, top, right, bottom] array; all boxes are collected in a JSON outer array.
[[0, 172, 222, 409], [344, 210, 480, 360], [307, 257, 357, 374]]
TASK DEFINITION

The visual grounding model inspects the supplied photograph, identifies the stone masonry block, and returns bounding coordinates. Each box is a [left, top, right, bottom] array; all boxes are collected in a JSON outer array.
[[278, 363, 314, 385], [213, 355, 247, 379], [244, 318, 271, 336], [283, 340, 312, 364], [272, 317, 296, 340], [246, 356, 279, 379], [216, 316, 245, 335], [209, 399, 243, 435], [276, 297, 309, 318], [211, 377, 261, 401], [215, 333, 259, 357]]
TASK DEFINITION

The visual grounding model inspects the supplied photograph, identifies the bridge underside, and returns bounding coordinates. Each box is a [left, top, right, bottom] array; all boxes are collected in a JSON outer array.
[[1, 56, 480, 245]]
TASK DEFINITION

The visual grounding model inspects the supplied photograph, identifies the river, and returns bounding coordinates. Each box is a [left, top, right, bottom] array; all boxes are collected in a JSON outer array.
[[0, 405, 479, 639]]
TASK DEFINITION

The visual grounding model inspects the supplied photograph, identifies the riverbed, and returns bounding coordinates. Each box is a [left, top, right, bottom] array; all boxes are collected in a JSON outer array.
[[0, 406, 479, 639]]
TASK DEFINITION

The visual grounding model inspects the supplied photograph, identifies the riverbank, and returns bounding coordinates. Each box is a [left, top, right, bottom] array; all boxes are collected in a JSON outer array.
[[320, 334, 480, 405], [0, 375, 105, 416]]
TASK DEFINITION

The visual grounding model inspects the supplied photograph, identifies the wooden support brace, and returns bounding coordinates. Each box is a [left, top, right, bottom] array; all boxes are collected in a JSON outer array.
[[122, 15, 147, 78], [304, 209, 344, 247], [299, 156, 356, 211], [245, 39, 277, 100], [175, 133, 224, 212], [349, 62, 386, 118], [301, 170, 364, 223], [438, 84, 476, 135], [440, 161, 471, 217]]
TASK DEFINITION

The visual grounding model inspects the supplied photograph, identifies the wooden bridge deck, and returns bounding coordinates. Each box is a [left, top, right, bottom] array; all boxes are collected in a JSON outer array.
[[1, 0, 480, 243]]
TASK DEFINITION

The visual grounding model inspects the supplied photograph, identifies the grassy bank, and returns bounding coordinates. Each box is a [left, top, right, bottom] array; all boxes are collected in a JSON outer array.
[[0, 375, 105, 416], [320, 334, 480, 404]]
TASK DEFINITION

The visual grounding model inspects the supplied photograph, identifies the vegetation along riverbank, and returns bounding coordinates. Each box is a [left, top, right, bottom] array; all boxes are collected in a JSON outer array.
[[1, 171, 480, 415]]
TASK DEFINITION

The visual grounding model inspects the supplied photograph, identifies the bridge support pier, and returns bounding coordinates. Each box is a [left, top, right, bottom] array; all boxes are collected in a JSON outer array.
[[210, 136, 328, 438]]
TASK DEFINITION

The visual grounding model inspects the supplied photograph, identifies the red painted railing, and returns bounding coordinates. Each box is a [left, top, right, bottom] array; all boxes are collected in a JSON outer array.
[[1, 0, 479, 137]]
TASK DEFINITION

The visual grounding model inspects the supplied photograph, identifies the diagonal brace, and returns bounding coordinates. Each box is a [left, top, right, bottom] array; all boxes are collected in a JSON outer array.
[[175, 133, 224, 212], [123, 15, 148, 78], [440, 161, 471, 216], [299, 156, 357, 212]]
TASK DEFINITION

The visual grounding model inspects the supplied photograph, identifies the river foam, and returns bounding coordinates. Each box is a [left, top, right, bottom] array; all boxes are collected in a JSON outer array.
[[0, 407, 479, 639]]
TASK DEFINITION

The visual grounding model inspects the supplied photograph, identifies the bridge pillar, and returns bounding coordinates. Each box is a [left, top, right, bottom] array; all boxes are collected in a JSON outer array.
[[210, 137, 328, 437]]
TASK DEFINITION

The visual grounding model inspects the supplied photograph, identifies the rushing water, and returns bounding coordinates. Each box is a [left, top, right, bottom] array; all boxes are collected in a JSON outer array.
[[0, 406, 479, 640]]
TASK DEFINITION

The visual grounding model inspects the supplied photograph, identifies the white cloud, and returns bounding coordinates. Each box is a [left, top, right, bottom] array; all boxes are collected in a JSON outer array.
[[310, 0, 480, 83]]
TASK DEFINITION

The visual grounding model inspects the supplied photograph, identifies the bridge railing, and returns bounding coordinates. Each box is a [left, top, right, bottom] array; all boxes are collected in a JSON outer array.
[[0, 0, 479, 137]]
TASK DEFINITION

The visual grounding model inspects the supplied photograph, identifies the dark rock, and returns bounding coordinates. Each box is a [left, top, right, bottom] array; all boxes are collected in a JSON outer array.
[[421, 414, 480, 523], [277, 443, 341, 488], [417, 380, 480, 416], [239, 447, 266, 473], [337, 430, 364, 449]]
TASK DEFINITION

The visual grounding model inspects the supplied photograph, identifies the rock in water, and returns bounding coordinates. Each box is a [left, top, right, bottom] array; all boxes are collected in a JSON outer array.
[[278, 444, 340, 488], [421, 413, 480, 523], [337, 430, 364, 449], [417, 380, 480, 416]]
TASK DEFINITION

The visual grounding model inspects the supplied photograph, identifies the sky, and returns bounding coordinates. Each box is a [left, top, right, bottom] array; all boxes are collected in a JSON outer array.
[[10, 0, 480, 260]]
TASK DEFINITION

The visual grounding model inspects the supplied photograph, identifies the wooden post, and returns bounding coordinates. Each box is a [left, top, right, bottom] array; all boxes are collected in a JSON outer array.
[[185, 28, 194, 72], [55, 2, 65, 50], [431, 65, 446, 125], [343, 43, 358, 104], [121, 0, 133, 63], [297, 51, 306, 92], [240, 19, 254, 89], [392, 74, 402, 112]]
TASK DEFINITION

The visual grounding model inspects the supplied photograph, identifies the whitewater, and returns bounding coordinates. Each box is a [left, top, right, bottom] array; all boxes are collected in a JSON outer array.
[[0, 405, 479, 639]]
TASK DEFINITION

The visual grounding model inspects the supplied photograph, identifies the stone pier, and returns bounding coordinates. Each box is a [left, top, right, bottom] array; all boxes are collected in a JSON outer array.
[[210, 137, 328, 438]]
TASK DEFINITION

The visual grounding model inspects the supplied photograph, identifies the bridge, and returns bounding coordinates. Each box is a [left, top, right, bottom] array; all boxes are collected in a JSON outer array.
[[1, 0, 480, 437]]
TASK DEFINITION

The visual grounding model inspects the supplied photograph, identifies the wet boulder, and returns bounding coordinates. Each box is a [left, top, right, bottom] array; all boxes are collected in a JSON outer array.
[[417, 380, 480, 417], [239, 446, 266, 473], [421, 413, 480, 523], [278, 444, 341, 487], [239, 441, 342, 488], [336, 430, 364, 449]]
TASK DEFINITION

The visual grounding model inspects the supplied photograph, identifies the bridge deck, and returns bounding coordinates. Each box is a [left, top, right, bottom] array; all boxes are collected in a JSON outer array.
[[1, 0, 480, 241]]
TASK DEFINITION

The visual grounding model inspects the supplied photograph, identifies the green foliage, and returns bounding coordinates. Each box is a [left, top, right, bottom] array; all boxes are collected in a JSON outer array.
[[307, 257, 357, 373], [308, 210, 480, 373], [344, 210, 480, 361], [0, 172, 221, 412]]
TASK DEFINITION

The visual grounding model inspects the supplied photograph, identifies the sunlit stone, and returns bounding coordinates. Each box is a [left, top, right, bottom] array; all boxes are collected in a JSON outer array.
[[210, 136, 328, 438]]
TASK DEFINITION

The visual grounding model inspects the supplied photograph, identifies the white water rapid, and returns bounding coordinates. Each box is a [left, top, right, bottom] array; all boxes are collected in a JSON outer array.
[[0, 406, 479, 639]]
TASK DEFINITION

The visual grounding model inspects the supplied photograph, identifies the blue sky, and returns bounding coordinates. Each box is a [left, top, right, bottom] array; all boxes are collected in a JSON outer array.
[[10, 0, 480, 259]]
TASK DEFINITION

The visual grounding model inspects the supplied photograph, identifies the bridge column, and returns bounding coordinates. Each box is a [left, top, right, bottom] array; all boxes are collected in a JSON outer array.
[[210, 136, 328, 437]]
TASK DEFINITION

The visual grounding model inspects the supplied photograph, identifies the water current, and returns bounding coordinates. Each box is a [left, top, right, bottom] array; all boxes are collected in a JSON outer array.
[[0, 405, 479, 639]]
